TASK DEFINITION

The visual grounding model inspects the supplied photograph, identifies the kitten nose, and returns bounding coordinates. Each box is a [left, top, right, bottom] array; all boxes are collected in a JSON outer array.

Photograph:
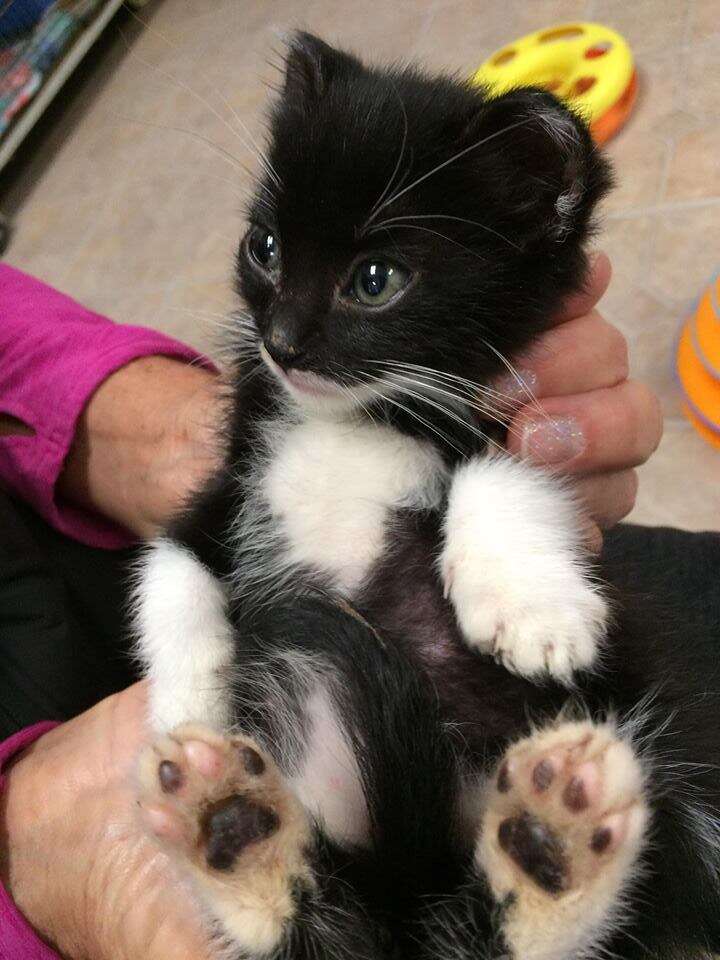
[[264, 330, 304, 369]]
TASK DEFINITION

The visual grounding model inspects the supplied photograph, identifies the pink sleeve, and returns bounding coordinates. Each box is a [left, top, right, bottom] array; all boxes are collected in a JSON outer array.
[[0, 264, 216, 549], [0, 722, 62, 960]]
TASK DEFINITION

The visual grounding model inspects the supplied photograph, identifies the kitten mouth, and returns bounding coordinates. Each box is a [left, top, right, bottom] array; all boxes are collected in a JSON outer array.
[[261, 346, 343, 398], [285, 369, 342, 397]]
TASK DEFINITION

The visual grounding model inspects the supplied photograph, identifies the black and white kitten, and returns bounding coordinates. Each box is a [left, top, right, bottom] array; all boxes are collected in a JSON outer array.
[[134, 34, 720, 960]]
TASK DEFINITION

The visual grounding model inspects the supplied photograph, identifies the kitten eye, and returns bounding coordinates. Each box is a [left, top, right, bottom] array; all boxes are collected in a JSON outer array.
[[351, 260, 409, 307], [248, 228, 279, 270]]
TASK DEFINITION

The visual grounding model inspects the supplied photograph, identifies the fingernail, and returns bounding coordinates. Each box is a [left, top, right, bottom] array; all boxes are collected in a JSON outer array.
[[521, 416, 586, 464], [493, 368, 539, 406]]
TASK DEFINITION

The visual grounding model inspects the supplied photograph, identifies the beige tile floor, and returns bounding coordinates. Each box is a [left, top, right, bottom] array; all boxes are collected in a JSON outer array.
[[2, 0, 719, 532]]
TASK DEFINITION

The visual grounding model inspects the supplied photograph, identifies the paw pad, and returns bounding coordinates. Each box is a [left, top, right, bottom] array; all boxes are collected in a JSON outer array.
[[137, 723, 313, 956], [239, 745, 266, 776], [138, 724, 290, 873], [562, 775, 590, 812], [531, 758, 555, 792], [159, 759, 184, 793], [480, 721, 648, 901], [498, 812, 568, 894], [590, 825, 613, 854], [203, 796, 279, 871]]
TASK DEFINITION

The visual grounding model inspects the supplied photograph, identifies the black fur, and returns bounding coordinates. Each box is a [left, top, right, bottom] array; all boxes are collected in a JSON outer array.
[[237, 31, 611, 460], [163, 33, 720, 959]]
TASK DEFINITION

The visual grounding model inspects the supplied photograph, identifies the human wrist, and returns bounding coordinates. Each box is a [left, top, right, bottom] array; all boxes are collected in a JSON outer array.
[[59, 356, 223, 539]]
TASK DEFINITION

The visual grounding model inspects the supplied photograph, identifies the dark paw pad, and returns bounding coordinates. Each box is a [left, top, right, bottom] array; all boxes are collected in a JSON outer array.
[[590, 826, 612, 854], [202, 795, 279, 871], [497, 762, 512, 793], [562, 776, 589, 812], [532, 759, 555, 792], [498, 812, 568, 895], [240, 745, 266, 776], [159, 760, 184, 793]]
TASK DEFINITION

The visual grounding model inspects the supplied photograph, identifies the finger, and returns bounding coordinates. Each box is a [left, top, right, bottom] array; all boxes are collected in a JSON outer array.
[[506, 381, 663, 474], [576, 469, 639, 529], [553, 250, 612, 325], [493, 311, 629, 404], [583, 521, 604, 555]]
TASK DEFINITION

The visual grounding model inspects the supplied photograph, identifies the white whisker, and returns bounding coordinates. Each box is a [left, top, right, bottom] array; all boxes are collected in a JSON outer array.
[[366, 359, 521, 410], [113, 113, 256, 181], [364, 117, 534, 226], [367, 79, 409, 219], [360, 379, 467, 457], [479, 339, 551, 423], [383, 379, 507, 455], [369, 213, 521, 251], [385, 372, 522, 440], [376, 363, 505, 413], [369, 222, 487, 262]]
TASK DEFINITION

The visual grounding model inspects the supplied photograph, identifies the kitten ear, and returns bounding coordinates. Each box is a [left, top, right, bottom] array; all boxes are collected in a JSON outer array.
[[465, 87, 612, 242], [284, 32, 363, 102]]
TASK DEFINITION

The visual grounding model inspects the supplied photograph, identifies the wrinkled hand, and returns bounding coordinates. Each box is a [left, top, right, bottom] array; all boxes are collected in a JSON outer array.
[[503, 252, 663, 551], [59, 356, 224, 539], [0, 684, 214, 960]]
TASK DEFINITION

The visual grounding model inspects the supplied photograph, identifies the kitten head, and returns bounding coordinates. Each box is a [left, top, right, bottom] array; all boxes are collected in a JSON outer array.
[[236, 32, 612, 427]]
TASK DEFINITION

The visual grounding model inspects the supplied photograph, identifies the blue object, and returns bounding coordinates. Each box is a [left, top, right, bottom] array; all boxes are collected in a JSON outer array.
[[0, 0, 57, 43]]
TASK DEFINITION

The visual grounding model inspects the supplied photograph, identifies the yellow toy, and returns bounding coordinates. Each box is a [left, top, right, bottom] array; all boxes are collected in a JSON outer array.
[[473, 22, 637, 144]]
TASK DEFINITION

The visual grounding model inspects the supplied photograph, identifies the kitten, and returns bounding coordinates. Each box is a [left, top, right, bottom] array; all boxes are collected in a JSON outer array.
[[134, 33, 720, 960]]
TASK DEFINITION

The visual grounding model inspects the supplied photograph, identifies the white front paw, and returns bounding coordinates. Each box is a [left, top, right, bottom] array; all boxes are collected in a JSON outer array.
[[441, 457, 609, 683], [444, 550, 608, 681]]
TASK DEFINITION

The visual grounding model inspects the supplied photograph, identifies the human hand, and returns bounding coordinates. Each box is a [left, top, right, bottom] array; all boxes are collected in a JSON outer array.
[[0, 683, 215, 960], [502, 252, 663, 551], [59, 356, 225, 539]]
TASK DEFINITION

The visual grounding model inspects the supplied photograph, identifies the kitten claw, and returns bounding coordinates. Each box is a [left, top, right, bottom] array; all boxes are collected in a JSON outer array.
[[443, 561, 607, 681]]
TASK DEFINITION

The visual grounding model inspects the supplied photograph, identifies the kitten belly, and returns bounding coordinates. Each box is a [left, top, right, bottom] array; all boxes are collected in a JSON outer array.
[[237, 417, 556, 766], [260, 418, 447, 595], [357, 512, 567, 760], [288, 684, 370, 848]]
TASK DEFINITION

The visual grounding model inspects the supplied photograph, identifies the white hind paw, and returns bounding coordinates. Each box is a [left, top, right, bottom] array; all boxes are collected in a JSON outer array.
[[138, 723, 312, 956], [477, 720, 649, 960]]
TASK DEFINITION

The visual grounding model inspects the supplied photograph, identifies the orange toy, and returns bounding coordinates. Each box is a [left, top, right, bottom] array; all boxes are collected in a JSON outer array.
[[676, 275, 720, 449], [590, 70, 638, 145]]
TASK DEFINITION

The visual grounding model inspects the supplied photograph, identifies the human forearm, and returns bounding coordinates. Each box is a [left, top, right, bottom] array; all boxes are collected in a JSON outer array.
[[0, 265, 219, 546]]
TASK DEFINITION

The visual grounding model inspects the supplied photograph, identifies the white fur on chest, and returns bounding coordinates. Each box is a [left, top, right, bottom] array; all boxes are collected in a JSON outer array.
[[260, 418, 446, 595]]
